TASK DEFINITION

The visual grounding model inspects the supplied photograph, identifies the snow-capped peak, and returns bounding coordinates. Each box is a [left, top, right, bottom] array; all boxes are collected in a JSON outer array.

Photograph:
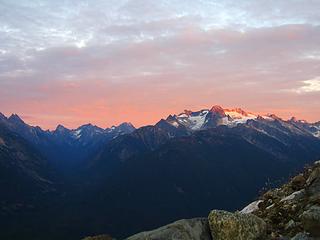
[[165, 106, 320, 139], [174, 109, 210, 130], [210, 105, 226, 116], [224, 108, 257, 125], [168, 106, 260, 130], [224, 108, 250, 117]]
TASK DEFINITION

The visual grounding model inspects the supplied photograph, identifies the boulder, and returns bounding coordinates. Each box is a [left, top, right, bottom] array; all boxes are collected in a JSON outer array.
[[82, 234, 113, 240], [306, 167, 320, 186], [125, 218, 212, 240], [208, 210, 267, 240], [291, 232, 315, 240], [291, 175, 306, 190], [240, 200, 263, 214], [306, 167, 320, 201], [280, 189, 305, 203], [300, 205, 320, 237]]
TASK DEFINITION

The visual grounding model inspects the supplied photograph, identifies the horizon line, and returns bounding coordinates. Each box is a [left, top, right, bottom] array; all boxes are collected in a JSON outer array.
[[1, 105, 318, 131]]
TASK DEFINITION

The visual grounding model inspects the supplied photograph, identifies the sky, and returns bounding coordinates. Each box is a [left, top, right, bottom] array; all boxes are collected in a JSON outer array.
[[0, 0, 320, 130]]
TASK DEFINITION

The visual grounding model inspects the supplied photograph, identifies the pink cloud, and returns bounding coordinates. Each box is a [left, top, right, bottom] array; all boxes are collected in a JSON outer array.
[[1, 24, 320, 129]]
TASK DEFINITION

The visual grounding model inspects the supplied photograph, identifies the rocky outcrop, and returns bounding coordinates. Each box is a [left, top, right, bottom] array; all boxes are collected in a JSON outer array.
[[245, 160, 320, 239], [125, 218, 212, 240], [208, 210, 267, 240]]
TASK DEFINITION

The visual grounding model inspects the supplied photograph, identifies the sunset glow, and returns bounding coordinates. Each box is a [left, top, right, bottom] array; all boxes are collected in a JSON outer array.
[[1, 0, 320, 129]]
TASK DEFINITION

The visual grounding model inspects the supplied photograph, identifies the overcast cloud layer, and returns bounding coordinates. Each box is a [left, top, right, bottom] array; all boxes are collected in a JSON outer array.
[[0, 0, 320, 129]]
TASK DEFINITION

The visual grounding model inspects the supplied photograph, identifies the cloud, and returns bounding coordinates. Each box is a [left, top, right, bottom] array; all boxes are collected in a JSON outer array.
[[295, 77, 320, 93], [0, 0, 320, 128]]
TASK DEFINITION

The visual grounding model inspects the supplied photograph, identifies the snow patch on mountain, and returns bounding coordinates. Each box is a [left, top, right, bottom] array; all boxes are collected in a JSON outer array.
[[170, 121, 180, 128], [313, 124, 320, 137], [169, 107, 261, 130], [73, 129, 82, 139], [187, 113, 208, 130], [224, 109, 257, 125], [174, 110, 209, 130]]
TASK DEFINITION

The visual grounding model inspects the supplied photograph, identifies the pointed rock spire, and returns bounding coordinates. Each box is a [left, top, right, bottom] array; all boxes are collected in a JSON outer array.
[[8, 114, 25, 124]]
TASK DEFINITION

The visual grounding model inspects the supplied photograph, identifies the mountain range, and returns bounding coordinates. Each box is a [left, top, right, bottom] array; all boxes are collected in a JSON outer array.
[[0, 113, 135, 167], [0, 106, 320, 240]]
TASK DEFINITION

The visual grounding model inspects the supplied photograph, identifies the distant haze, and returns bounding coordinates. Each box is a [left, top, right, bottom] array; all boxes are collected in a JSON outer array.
[[0, 0, 320, 129]]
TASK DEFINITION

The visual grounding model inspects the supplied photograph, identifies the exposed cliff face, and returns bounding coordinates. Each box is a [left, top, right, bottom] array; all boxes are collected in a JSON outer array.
[[84, 160, 320, 240]]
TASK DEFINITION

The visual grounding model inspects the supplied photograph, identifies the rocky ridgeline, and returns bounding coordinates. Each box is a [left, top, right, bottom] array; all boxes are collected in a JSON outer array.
[[83, 161, 320, 240]]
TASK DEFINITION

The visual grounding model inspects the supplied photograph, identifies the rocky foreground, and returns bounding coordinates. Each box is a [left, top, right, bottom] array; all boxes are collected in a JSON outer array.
[[83, 160, 320, 240]]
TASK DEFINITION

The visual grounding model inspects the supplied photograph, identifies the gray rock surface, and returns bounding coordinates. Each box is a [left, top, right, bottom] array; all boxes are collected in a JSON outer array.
[[301, 205, 320, 237], [291, 232, 314, 240], [125, 218, 212, 240], [306, 167, 320, 201]]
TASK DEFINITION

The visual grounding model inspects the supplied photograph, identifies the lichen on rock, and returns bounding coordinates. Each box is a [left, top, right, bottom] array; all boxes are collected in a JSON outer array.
[[208, 210, 267, 240]]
